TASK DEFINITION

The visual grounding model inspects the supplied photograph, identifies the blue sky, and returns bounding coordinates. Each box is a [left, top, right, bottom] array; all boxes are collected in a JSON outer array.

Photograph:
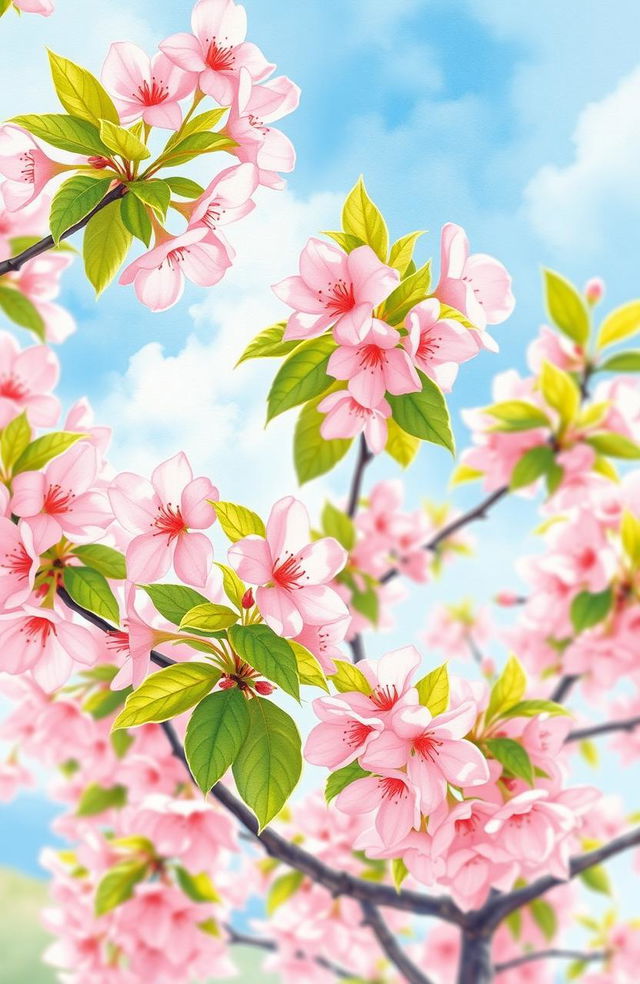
[[0, 0, 639, 936]]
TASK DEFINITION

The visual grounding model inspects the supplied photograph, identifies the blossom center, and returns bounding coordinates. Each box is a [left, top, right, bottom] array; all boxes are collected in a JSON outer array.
[[43, 483, 75, 516], [342, 720, 373, 749], [378, 776, 408, 802], [369, 684, 398, 711], [152, 502, 187, 542], [417, 330, 442, 361], [204, 39, 236, 72], [106, 630, 130, 654], [358, 345, 385, 371], [4, 543, 31, 582], [272, 551, 307, 590], [0, 372, 29, 400], [323, 279, 356, 317], [19, 151, 35, 185], [412, 732, 442, 762], [137, 77, 169, 106], [20, 616, 56, 647], [203, 200, 226, 230]]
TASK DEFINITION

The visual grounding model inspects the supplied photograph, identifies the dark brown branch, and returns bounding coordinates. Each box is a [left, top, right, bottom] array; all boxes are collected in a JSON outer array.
[[0, 184, 127, 277], [360, 901, 435, 984], [348, 636, 366, 664], [346, 434, 373, 519], [225, 925, 354, 978], [160, 720, 464, 924], [494, 948, 608, 973], [550, 674, 579, 703], [567, 715, 640, 742], [379, 486, 509, 584]]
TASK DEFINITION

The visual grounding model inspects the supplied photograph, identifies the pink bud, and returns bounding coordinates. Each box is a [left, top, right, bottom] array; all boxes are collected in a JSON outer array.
[[494, 591, 520, 607], [241, 588, 255, 610], [219, 676, 235, 690], [254, 680, 275, 695], [584, 277, 605, 306]]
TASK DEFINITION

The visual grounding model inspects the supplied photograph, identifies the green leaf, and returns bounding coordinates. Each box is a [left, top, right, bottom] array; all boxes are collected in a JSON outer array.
[[76, 782, 127, 817], [266, 870, 304, 915], [585, 432, 640, 459], [598, 349, 640, 372], [228, 624, 300, 701], [539, 360, 580, 430], [49, 175, 113, 244], [567, 960, 588, 980], [1, 412, 30, 472], [350, 581, 379, 624], [165, 176, 205, 198], [388, 370, 454, 453], [288, 641, 329, 691], [509, 445, 555, 490], [95, 860, 148, 916], [112, 663, 221, 730], [341, 176, 389, 261], [111, 729, 134, 759], [164, 109, 227, 151], [127, 179, 171, 219], [579, 739, 599, 767], [10, 113, 109, 156], [620, 509, 640, 566], [179, 603, 238, 634], [174, 866, 221, 903], [266, 335, 335, 422], [294, 390, 352, 484], [321, 501, 356, 550], [48, 50, 119, 125], [214, 562, 245, 611], [0, 284, 45, 341], [597, 300, 640, 349], [545, 461, 564, 496], [325, 760, 371, 803], [64, 567, 120, 625], [385, 417, 420, 468], [388, 231, 424, 276], [486, 655, 527, 724], [72, 544, 127, 580], [486, 737, 534, 785], [121, 192, 152, 247], [380, 261, 432, 325], [322, 230, 365, 252], [498, 699, 570, 719], [415, 665, 450, 716], [529, 898, 557, 942], [391, 858, 409, 891], [13, 431, 83, 473], [236, 322, 299, 366], [161, 130, 236, 166], [542, 269, 590, 345], [214, 500, 266, 541], [486, 400, 551, 432], [450, 463, 483, 486], [83, 686, 131, 720], [141, 583, 210, 625], [83, 200, 132, 295], [232, 696, 302, 829], [570, 587, 613, 633], [579, 865, 612, 895], [185, 689, 250, 793], [99, 120, 150, 162], [330, 659, 372, 695]]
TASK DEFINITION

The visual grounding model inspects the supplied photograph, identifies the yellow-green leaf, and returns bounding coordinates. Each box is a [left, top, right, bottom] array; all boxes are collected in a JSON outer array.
[[597, 300, 640, 350], [112, 663, 221, 730]]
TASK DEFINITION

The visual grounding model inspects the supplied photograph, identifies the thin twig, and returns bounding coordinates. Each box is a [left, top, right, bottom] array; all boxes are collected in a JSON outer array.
[[0, 184, 127, 276], [225, 925, 354, 978], [549, 674, 579, 703], [348, 636, 366, 664], [346, 434, 373, 519], [494, 947, 608, 973], [360, 901, 436, 984], [567, 715, 640, 743]]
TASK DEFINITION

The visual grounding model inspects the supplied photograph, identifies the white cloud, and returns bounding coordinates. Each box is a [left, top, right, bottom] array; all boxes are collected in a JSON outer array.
[[524, 67, 640, 254], [99, 188, 344, 513]]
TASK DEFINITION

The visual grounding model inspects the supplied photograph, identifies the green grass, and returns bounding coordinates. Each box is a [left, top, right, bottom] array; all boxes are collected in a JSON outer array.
[[0, 867, 278, 983]]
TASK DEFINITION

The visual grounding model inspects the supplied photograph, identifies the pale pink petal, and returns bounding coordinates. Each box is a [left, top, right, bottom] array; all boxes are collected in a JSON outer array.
[[126, 533, 172, 584], [296, 537, 347, 583], [180, 477, 218, 528], [173, 532, 212, 587], [265, 496, 310, 561], [159, 32, 207, 72], [255, 584, 303, 637], [151, 452, 193, 506], [228, 536, 273, 584], [294, 584, 349, 626]]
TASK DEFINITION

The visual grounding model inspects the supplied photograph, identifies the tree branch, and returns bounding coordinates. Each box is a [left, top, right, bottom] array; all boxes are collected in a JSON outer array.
[[494, 948, 608, 973], [348, 636, 366, 664], [225, 925, 354, 979], [0, 184, 127, 277], [346, 434, 373, 519], [549, 674, 579, 703], [567, 715, 640, 743], [360, 901, 436, 984], [379, 486, 509, 584], [475, 825, 640, 930], [159, 720, 464, 924]]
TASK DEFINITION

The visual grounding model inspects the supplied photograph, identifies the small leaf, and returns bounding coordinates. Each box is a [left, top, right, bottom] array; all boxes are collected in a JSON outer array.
[[11, 113, 109, 156], [174, 866, 221, 903], [83, 200, 132, 295], [585, 432, 640, 459], [76, 782, 127, 817], [127, 179, 171, 219], [486, 655, 527, 724], [486, 737, 534, 785], [161, 130, 236, 166], [388, 231, 424, 276], [542, 269, 590, 345], [236, 322, 299, 366], [486, 400, 551, 432], [341, 176, 389, 261], [288, 640, 329, 692], [391, 858, 409, 891], [121, 193, 152, 247], [165, 176, 205, 198], [449, 463, 483, 486], [509, 445, 555, 490], [49, 175, 113, 244], [228, 624, 300, 701], [579, 740, 599, 767], [385, 417, 420, 468], [113, 663, 221, 730], [266, 870, 304, 915], [529, 898, 558, 942], [13, 431, 83, 473], [1, 412, 30, 472], [179, 603, 238, 634], [72, 544, 126, 580], [388, 370, 454, 453], [580, 864, 612, 895], [214, 562, 245, 611], [164, 109, 227, 150], [185, 689, 250, 793], [322, 230, 365, 252], [381, 262, 432, 325], [231, 696, 302, 829], [415, 665, 450, 716], [570, 587, 613, 633], [294, 389, 352, 484], [214, 501, 266, 541], [321, 501, 356, 550], [83, 685, 131, 720], [64, 567, 120, 625], [266, 335, 335, 422], [48, 51, 119, 125], [325, 760, 371, 802], [498, 699, 570, 719], [598, 349, 640, 372], [330, 659, 372, 695], [620, 509, 640, 566], [95, 860, 148, 916], [140, 583, 209, 625], [597, 300, 640, 349], [539, 361, 580, 430], [0, 285, 45, 341], [99, 121, 150, 162]]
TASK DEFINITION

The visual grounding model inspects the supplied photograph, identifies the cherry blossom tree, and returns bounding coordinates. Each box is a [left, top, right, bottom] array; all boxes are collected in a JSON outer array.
[[0, 3, 639, 984]]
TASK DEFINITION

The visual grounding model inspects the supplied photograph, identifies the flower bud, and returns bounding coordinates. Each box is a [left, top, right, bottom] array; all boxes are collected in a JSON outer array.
[[254, 680, 275, 695], [494, 591, 520, 607], [241, 588, 255, 609], [584, 277, 605, 306], [218, 676, 235, 690]]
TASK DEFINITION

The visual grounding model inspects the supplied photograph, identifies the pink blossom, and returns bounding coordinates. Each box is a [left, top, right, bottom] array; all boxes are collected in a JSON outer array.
[[102, 43, 196, 129], [358, 645, 423, 715], [422, 603, 493, 662], [273, 237, 399, 344], [187, 162, 259, 232], [225, 68, 300, 188], [304, 693, 384, 770], [108, 452, 218, 587], [404, 298, 480, 391], [434, 222, 514, 334], [228, 496, 348, 637], [0, 126, 66, 212], [327, 319, 420, 407], [119, 227, 232, 312], [0, 518, 46, 609], [584, 276, 605, 305], [481, 789, 578, 877], [9, 252, 76, 342], [11, 442, 111, 551], [0, 605, 100, 690], [0, 758, 34, 801], [160, 0, 274, 105], [0, 332, 60, 428], [527, 325, 585, 374], [335, 769, 421, 849], [318, 390, 391, 454], [292, 615, 349, 674], [13, 0, 54, 14]]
